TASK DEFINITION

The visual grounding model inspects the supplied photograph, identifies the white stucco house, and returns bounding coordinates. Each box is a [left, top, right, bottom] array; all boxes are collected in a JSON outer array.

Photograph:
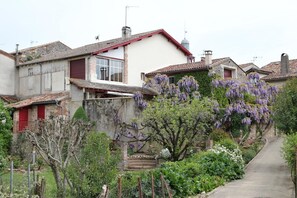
[[9, 27, 193, 132], [0, 50, 15, 96]]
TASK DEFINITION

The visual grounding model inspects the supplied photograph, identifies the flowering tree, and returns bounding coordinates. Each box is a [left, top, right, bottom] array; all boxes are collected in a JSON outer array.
[[134, 74, 216, 161], [212, 73, 278, 138]]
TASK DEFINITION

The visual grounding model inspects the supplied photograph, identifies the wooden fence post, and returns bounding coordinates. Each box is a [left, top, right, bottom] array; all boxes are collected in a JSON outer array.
[[118, 177, 122, 198], [295, 148, 297, 198], [138, 177, 143, 198], [28, 164, 31, 198], [151, 174, 155, 198], [10, 161, 13, 197], [161, 175, 172, 198], [161, 175, 165, 198]]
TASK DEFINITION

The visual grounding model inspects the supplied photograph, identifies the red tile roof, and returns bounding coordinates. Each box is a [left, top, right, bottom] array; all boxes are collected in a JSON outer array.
[[7, 92, 69, 109], [0, 95, 18, 103], [146, 57, 230, 76], [17, 29, 192, 66], [70, 78, 157, 96], [262, 59, 297, 81]]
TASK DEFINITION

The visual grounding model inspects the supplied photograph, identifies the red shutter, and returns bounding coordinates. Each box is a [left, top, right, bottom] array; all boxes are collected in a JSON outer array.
[[224, 69, 232, 79], [70, 59, 85, 79], [19, 108, 29, 132], [38, 105, 45, 120]]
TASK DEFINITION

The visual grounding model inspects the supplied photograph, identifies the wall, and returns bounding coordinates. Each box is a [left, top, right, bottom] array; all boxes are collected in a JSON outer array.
[[84, 97, 139, 138], [212, 60, 246, 81], [127, 34, 188, 86], [18, 60, 68, 98], [0, 54, 15, 95]]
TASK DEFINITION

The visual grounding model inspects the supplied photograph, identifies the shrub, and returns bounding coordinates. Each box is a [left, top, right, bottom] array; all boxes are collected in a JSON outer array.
[[282, 134, 297, 171], [241, 148, 257, 164], [216, 138, 239, 151], [72, 106, 89, 121], [68, 132, 120, 198], [209, 128, 230, 142], [194, 145, 244, 181]]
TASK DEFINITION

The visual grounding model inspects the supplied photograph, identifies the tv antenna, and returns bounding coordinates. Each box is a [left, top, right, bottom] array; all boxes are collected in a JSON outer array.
[[125, 5, 138, 26], [251, 56, 262, 63], [95, 35, 100, 41]]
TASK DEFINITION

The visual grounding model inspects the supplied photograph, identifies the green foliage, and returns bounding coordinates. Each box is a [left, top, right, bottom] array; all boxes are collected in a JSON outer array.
[[209, 128, 230, 142], [174, 71, 212, 97], [216, 138, 239, 151], [68, 132, 120, 198], [143, 97, 215, 161], [0, 100, 13, 156], [273, 78, 297, 134], [72, 106, 89, 121], [282, 134, 297, 171], [191, 145, 244, 181], [212, 86, 229, 108], [229, 113, 249, 138]]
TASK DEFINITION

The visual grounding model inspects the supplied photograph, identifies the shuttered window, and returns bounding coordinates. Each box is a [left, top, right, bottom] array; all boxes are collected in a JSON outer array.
[[37, 105, 45, 120], [70, 59, 85, 79], [19, 108, 29, 132], [224, 69, 232, 79]]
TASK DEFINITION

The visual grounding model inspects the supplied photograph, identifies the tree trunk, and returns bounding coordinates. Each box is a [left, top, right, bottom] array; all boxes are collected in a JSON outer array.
[[50, 164, 66, 198]]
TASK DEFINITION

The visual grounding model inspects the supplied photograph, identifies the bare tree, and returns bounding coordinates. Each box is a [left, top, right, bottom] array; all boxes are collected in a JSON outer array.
[[25, 117, 93, 198]]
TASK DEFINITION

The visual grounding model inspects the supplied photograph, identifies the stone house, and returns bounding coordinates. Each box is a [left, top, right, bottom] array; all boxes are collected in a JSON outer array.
[[0, 50, 15, 97], [239, 62, 271, 79], [146, 50, 246, 96], [9, 27, 192, 133], [262, 53, 297, 87]]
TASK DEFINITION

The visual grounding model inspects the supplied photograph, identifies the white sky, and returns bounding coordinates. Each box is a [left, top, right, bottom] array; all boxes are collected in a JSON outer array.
[[1, 0, 297, 67]]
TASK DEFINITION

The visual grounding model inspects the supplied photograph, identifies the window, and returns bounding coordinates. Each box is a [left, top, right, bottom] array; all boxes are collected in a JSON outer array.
[[224, 69, 232, 79], [96, 58, 123, 82], [169, 76, 175, 84]]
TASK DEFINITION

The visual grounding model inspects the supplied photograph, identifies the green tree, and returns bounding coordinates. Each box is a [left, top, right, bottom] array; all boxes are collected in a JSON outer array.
[[0, 100, 13, 155], [143, 97, 215, 161], [273, 78, 297, 134], [68, 132, 120, 198]]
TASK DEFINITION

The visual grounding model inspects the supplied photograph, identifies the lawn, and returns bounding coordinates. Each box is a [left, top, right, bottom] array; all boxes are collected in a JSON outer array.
[[1, 167, 57, 197]]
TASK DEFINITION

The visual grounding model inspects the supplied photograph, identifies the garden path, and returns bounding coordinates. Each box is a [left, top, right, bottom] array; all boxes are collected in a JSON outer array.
[[208, 137, 294, 198]]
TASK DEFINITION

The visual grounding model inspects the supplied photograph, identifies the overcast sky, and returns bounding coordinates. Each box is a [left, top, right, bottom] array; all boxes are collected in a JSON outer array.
[[1, 0, 297, 67]]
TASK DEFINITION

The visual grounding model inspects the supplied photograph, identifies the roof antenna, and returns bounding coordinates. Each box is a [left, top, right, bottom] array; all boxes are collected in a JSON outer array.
[[95, 35, 100, 41], [125, 5, 138, 27]]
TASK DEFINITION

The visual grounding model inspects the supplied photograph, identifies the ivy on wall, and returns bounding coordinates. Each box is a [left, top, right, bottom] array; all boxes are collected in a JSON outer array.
[[172, 70, 212, 97]]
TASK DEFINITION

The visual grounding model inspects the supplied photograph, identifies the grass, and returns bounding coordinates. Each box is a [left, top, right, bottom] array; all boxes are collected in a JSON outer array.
[[1, 166, 57, 198]]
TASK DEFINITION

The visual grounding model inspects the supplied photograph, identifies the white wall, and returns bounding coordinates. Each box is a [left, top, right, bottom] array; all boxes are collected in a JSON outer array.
[[127, 34, 188, 86], [0, 54, 15, 95]]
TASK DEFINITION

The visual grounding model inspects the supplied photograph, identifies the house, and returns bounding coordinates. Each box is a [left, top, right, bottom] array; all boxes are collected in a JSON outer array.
[[239, 62, 271, 79], [146, 50, 246, 96], [262, 53, 297, 87], [9, 27, 192, 133], [0, 50, 15, 97]]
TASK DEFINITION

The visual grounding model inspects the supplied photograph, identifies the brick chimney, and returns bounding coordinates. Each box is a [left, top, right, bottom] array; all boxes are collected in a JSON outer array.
[[204, 50, 213, 65], [122, 26, 131, 39], [281, 53, 289, 75]]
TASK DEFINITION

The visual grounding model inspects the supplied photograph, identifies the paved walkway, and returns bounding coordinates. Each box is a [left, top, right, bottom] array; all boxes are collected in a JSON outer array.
[[208, 137, 294, 198]]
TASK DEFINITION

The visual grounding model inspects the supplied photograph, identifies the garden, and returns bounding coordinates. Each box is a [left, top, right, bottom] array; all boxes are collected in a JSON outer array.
[[0, 72, 278, 197]]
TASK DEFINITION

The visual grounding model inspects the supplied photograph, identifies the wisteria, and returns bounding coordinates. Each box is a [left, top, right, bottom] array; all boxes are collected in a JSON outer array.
[[213, 73, 278, 128], [133, 91, 148, 110]]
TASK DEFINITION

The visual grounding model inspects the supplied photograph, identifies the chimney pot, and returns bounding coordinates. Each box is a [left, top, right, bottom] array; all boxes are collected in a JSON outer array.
[[122, 26, 131, 39], [281, 53, 289, 75], [204, 50, 213, 65]]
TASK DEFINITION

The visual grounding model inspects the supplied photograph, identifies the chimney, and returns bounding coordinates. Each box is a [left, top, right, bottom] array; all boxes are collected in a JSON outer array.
[[122, 26, 131, 39], [204, 50, 212, 65], [181, 38, 189, 50], [281, 53, 289, 75]]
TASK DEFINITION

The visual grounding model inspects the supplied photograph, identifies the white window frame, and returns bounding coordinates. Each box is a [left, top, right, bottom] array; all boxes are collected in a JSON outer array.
[[96, 57, 124, 82], [222, 65, 237, 79]]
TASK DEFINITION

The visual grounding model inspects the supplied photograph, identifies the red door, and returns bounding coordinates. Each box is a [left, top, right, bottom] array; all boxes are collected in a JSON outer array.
[[70, 59, 85, 79], [37, 105, 45, 120], [19, 108, 29, 132]]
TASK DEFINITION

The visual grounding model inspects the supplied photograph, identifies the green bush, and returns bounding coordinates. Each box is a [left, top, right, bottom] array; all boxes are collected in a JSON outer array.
[[282, 134, 297, 171], [209, 128, 230, 142], [68, 132, 120, 198], [241, 148, 257, 164], [193, 145, 244, 181], [216, 138, 239, 151], [72, 106, 89, 121]]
